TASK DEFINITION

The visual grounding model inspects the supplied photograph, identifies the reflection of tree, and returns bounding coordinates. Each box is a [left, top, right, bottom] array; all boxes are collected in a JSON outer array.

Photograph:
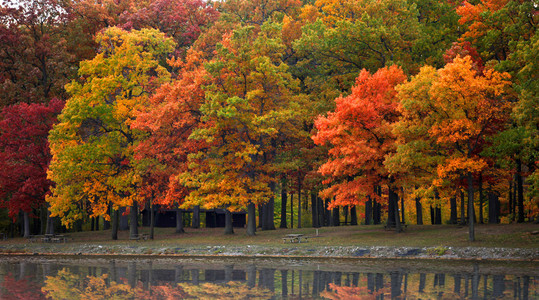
[[1, 274, 46, 300], [320, 284, 376, 300], [41, 268, 272, 299], [42, 269, 147, 300], [177, 282, 273, 299]]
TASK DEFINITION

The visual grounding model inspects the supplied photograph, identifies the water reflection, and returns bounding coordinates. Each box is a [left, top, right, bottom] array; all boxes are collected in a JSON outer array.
[[0, 256, 536, 299]]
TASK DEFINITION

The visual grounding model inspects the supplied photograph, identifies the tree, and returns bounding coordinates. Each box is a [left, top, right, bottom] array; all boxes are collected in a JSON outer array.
[[385, 63, 449, 226], [0, 99, 64, 237], [179, 23, 305, 235], [47, 27, 175, 239], [393, 56, 511, 240], [312, 65, 407, 231], [131, 49, 209, 234], [120, 0, 219, 57], [0, 0, 75, 107], [456, 0, 536, 63]]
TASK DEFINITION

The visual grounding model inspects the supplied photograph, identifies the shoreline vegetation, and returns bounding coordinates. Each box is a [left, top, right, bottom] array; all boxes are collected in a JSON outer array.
[[1, 224, 537, 261]]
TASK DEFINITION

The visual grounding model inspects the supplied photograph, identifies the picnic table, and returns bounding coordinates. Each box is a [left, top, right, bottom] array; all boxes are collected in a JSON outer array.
[[384, 222, 408, 230], [282, 234, 309, 243], [41, 234, 71, 243], [25, 234, 71, 243], [130, 233, 150, 241]]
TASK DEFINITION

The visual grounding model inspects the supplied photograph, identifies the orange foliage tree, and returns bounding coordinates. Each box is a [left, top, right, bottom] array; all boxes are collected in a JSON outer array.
[[393, 56, 511, 240], [131, 49, 209, 236], [312, 65, 407, 231]]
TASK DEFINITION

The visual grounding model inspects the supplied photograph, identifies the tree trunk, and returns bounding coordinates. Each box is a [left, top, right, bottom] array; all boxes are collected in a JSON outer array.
[[149, 203, 155, 240], [280, 179, 287, 228], [95, 216, 99, 231], [103, 205, 111, 230], [311, 191, 319, 228], [460, 190, 466, 225], [374, 186, 382, 224], [508, 181, 513, 221], [329, 203, 335, 227], [246, 202, 256, 236], [332, 206, 340, 226], [290, 193, 294, 229], [192, 205, 200, 228], [350, 205, 358, 225], [478, 173, 484, 224], [45, 210, 55, 235], [516, 159, 525, 222], [488, 191, 500, 224], [330, 206, 341, 226], [435, 206, 442, 224], [325, 198, 331, 226], [388, 190, 396, 228], [119, 207, 128, 230], [317, 197, 324, 226], [224, 209, 234, 235], [400, 188, 405, 224], [430, 206, 435, 225], [40, 205, 46, 235], [111, 208, 119, 240], [267, 182, 276, 230], [343, 206, 349, 225], [90, 217, 95, 231], [176, 209, 184, 233], [129, 201, 138, 238], [434, 190, 441, 225], [467, 172, 475, 242], [390, 187, 402, 233], [415, 196, 423, 225], [260, 203, 267, 230], [23, 211, 30, 238], [297, 179, 302, 228], [449, 196, 457, 224], [365, 196, 372, 225]]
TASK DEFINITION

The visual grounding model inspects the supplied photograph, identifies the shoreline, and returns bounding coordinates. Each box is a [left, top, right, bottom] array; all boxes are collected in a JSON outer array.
[[1, 243, 537, 262]]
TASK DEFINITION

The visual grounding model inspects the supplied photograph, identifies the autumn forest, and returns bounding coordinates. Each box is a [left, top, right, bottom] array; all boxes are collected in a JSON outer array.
[[0, 0, 537, 242]]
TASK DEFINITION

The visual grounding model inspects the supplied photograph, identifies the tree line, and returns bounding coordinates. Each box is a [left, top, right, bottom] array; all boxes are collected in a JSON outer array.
[[0, 0, 536, 241]]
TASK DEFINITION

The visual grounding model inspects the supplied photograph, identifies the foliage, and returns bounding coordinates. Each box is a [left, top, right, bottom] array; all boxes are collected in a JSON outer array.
[[177, 282, 274, 299], [131, 49, 208, 207], [0, 99, 64, 220], [313, 66, 407, 207], [121, 0, 219, 56], [47, 27, 175, 227], [179, 22, 305, 211], [0, 0, 75, 107]]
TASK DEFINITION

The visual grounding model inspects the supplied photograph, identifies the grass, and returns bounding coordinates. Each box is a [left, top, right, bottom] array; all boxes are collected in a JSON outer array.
[[2, 223, 537, 249]]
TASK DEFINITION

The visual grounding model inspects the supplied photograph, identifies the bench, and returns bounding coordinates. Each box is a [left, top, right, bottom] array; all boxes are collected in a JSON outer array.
[[51, 235, 71, 243], [282, 234, 309, 243], [130, 234, 150, 241]]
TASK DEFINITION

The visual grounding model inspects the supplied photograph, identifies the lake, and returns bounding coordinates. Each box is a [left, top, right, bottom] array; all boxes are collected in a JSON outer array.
[[0, 255, 537, 299]]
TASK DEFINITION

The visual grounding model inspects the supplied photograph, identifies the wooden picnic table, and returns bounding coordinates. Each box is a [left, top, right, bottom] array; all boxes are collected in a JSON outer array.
[[30, 234, 71, 243], [130, 233, 150, 241], [282, 234, 309, 243]]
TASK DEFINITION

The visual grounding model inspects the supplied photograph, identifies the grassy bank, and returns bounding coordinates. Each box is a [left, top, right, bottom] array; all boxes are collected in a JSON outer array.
[[2, 223, 537, 249]]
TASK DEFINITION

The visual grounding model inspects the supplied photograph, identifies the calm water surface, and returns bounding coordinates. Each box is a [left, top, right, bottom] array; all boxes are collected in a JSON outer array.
[[0, 256, 537, 299]]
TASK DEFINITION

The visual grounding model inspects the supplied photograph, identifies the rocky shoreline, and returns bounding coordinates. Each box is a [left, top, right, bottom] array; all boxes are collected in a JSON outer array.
[[1, 243, 537, 261]]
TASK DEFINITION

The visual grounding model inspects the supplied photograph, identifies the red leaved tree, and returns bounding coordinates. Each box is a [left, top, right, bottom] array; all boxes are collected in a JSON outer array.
[[0, 99, 64, 237], [312, 66, 407, 231]]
